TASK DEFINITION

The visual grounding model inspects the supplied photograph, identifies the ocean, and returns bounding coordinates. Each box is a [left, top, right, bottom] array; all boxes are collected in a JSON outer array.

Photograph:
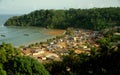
[[0, 15, 54, 47]]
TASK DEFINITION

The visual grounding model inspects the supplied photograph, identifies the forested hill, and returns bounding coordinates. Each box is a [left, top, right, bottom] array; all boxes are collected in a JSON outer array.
[[4, 7, 120, 30]]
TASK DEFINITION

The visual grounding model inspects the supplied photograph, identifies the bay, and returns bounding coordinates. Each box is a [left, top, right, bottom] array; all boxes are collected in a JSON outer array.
[[0, 15, 54, 47]]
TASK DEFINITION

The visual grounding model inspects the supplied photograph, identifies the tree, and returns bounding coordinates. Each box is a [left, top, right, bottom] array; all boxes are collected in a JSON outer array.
[[5, 56, 50, 75], [0, 43, 50, 75], [0, 64, 6, 75]]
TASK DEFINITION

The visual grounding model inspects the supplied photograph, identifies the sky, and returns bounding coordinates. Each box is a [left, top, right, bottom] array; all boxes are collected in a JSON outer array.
[[0, 0, 120, 14]]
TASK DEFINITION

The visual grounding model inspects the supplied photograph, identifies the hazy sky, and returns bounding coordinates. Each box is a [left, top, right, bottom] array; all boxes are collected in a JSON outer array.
[[0, 0, 120, 14]]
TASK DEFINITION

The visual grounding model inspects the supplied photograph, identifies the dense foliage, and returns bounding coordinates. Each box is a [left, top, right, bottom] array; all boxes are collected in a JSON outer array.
[[4, 7, 120, 30], [0, 43, 50, 75], [44, 29, 120, 75]]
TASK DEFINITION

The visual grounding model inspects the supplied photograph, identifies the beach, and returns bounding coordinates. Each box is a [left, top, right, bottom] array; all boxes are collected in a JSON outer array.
[[45, 29, 65, 36]]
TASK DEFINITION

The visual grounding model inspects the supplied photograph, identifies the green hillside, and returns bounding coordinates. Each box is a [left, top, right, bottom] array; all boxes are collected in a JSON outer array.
[[4, 7, 120, 30]]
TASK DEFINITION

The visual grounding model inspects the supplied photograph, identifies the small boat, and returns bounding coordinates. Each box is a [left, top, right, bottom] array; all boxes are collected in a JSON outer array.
[[1, 34, 6, 37], [24, 34, 29, 36]]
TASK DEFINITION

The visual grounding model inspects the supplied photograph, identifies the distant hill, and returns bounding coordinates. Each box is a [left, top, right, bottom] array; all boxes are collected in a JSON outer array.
[[4, 7, 120, 30]]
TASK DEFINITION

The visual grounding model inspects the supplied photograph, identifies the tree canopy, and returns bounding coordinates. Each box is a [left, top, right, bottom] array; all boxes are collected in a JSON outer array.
[[0, 43, 50, 75], [4, 7, 120, 30]]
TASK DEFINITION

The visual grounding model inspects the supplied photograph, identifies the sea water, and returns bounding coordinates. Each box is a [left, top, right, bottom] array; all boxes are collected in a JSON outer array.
[[0, 15, 53, 47]]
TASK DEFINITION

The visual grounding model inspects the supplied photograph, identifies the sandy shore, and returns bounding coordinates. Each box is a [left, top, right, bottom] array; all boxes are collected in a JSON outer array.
[[45, 29, 65, 36]]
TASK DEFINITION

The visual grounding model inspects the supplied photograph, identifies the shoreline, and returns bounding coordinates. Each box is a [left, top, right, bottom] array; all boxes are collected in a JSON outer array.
[[16, 29, 65, 48]]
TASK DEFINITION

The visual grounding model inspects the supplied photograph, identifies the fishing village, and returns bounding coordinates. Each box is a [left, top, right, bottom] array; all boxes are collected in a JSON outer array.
[[20, 29, 102, 63]]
